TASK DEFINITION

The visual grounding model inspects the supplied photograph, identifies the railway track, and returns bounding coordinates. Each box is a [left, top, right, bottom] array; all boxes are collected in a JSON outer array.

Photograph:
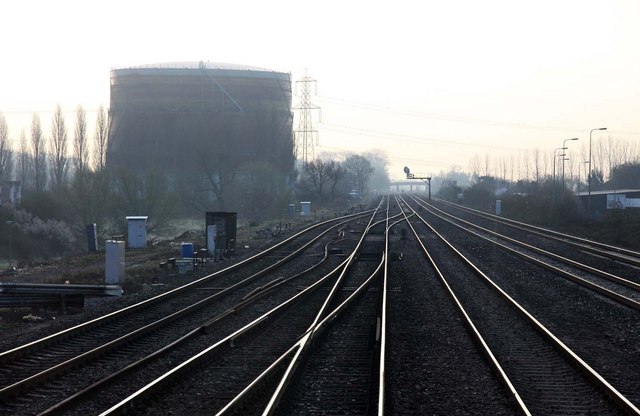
[[0, 207, 376, 415], [397, 195, 638, 415], [2, 194, 639, 414], [382, 197, 516, 415], [432, 197, 640, 269], [410, 195, 640, 310], [99, 197, 392, 415]]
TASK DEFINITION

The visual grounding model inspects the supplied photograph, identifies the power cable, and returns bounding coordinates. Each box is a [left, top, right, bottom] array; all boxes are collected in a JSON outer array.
[[319, 123, 527, 151], [317, 95, 640, 136]]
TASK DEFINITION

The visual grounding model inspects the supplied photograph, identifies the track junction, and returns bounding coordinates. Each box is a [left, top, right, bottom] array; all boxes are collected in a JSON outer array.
[[1, 195, 639, 415]]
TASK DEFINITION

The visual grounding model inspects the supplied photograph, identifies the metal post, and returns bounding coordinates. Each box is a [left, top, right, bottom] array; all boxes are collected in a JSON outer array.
[[562, 138, 579, 190], [404, 167, 431, 199], [553, 147, 565, 204], [579, 161, 589, 195]]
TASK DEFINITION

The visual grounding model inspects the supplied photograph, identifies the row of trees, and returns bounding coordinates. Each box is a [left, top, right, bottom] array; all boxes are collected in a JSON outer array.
[[1, 105, 389, 263], [468, 136, 640, 189], [0, 106, 109, 190]]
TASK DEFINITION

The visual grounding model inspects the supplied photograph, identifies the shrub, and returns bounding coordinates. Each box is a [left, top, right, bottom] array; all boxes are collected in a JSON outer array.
[[12, 209, 78, 260]]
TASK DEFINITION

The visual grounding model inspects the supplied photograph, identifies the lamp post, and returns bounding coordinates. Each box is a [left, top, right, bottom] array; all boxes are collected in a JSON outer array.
[[588, 127, 607, 213], [579, 160, 590, 194], [553, 147, 566, 204], [562, 138, 579, 189]]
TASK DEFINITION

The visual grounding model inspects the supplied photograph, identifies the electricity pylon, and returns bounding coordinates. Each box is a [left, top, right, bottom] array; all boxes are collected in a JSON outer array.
[[293, 71, 321, 164]]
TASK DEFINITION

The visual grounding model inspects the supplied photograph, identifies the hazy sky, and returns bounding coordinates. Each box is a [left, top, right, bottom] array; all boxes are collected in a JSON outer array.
[[2, 0, 639, 180]]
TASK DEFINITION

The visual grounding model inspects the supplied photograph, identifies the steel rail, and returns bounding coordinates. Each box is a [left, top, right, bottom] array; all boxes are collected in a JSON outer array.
[[401, 195, 640, 415], [259, 197, 388, 415], [214, 202, 392, 415], [377, 198, 411, 415], [1, 215, 358, 401], [308, 198, 386, 337], [216, 254, 386, 416], [98, 199, 386, 416], [377, 196, 390, 416], [416, 196, 640, 292], [98, 251, 356, 416], [0, 209, 372, 364], [410, 196, 640, 311], [267, 255, 385, 416], [432, 197, 640, 267], [204, 237, 350, 329], [396, 195, 531, 415], [36, 238, 347, 415]]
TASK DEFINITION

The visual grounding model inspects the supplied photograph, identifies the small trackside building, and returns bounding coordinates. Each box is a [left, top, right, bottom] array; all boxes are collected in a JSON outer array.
[[577, 189, 640, 214]]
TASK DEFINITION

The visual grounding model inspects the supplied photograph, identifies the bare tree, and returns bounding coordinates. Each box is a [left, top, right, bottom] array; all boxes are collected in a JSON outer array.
[[113, 169, 176, 232], [630, 139, 640, 164], [593, 138, 607, 181], [73, 105, 89, 176], [300, 159, 334, 201], [50, 104, 69, 188], [196, 145, 238, 211], [31, 113, 47, 192], [495, 156, 507, 181], [94, 105, 109, 172], [0, 112, 12, 181], [343, 154, 374, 197], [468, 153, 481, 179], [566, 156, 576, 187], [327, 162, 345, 201], [508, 154, 515, 183], [608, 136, 631, 169], [17, 128, 30, 187], [69, 106, 92, 229], [541, 148, 550, 179], [531, 148, 542, 183], [483, 153, 491, 177], [520, 150, 530, 182]]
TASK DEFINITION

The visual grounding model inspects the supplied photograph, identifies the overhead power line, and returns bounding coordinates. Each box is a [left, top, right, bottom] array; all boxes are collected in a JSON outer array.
[[319, 123, 527, 151], [316, 95, 581, 132], [314, 143, 457, 169], [316, 95, 640, 136]]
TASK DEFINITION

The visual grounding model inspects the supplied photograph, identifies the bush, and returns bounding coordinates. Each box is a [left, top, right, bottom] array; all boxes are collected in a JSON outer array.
[[12, 209, 78, 261]]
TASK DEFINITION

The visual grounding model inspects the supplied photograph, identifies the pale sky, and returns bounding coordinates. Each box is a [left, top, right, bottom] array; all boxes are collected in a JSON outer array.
[[1, 0, 639, 180]]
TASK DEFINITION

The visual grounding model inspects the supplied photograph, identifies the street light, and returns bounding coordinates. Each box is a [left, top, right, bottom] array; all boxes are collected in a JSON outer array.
[[562, 138, 579, 189], [579, 160, 590, 194], [553, 147, 566, 203], [588, 127, 607, 213]]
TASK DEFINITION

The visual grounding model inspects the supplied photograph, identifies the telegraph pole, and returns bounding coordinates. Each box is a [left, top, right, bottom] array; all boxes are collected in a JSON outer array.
[[293, 71, 321, 165]]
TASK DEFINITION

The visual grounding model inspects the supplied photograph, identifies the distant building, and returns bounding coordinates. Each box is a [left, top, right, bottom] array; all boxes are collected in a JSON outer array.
[[108, 62, 294, 176], [0, 181, 21, 207], [577, 189, 640, 213], [107, 62, 295, 218]]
